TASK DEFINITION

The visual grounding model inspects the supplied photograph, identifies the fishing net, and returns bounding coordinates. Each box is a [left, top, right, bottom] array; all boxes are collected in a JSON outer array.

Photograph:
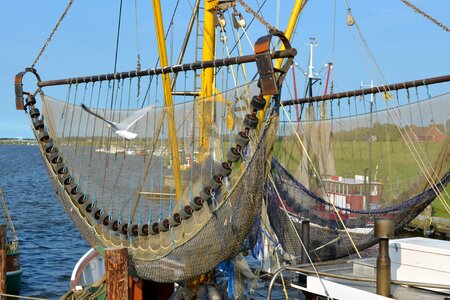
[[33, 78, 275, 281], [269, 88, 450, 261]]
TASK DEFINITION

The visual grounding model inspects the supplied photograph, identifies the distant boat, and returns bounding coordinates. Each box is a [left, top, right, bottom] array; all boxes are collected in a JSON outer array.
[[0, 187, 22, 294]]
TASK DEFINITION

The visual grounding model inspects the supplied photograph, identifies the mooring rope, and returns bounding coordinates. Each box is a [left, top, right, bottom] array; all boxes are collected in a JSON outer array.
[[0, 293, 47, 300]]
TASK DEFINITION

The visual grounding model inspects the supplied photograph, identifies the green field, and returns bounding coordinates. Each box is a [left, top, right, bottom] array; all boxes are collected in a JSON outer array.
[[433, 186, 450, 218], [273, 138, 449, 217]]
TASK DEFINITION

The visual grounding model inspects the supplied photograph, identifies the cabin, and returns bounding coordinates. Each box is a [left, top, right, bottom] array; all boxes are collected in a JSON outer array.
[[322, 175, 383, 211]]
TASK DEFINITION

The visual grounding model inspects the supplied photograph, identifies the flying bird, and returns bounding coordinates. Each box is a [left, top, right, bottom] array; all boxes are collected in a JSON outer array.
[[81, 104, 154, 140]]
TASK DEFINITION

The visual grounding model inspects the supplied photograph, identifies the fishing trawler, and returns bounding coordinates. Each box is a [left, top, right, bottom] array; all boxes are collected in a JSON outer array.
[[13, 0, 449, 298]]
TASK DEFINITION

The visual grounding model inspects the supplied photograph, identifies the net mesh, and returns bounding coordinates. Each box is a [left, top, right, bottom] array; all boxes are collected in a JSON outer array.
[[269, 89, 450, 261], [33, 80, 274, 281]]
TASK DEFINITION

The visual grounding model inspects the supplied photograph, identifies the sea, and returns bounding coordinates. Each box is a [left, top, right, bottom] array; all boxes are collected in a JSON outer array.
[[0, 145, 90, 299]]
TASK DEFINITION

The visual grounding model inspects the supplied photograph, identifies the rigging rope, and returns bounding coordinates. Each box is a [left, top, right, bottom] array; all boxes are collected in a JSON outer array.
[[31, 0, 74, 68], [400, 0, 450, 33], [342, 1, 450, 214], [134, 0, 142, 102], [279, 101, 362, 259], [110, 0, 123, 109], [268, 174, 331, 299]]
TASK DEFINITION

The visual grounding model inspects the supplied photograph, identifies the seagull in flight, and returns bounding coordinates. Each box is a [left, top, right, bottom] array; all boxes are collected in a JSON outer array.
[[81, 104, 154, 140]]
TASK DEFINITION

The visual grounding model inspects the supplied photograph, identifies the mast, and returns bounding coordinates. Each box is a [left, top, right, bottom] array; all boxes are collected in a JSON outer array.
[[303, 38, 321, 193], [151, 0, 183, 202], [305, 37, 319, 98], [198, 0, 219, 162], [361, 80, 374, 210]]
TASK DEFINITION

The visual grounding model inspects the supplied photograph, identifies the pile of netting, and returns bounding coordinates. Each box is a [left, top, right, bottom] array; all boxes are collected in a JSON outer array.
[[268, 158, 450, 261]]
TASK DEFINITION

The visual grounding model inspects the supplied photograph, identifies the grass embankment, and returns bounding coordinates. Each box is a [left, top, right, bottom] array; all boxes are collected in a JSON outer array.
[[433, 187, 450, 218]]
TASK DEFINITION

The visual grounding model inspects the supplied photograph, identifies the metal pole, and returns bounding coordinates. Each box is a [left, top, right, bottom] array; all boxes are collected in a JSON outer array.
[[197, 0, 218, 162], [152, 0, 183, 203], [374, 218, 394, 297], [282, 73, 450, 105], [35, 49, 297, 87], [170, 0, 201, 90], [259, 0, 306, 119], [301, 219, 310, 264]]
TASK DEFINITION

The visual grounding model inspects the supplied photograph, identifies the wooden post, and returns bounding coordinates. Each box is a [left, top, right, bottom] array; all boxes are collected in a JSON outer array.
[[0, 225, 6, 298], [105, 247, 129, 300], [301, 219, 310, 264], [423, 205, 432, 236]]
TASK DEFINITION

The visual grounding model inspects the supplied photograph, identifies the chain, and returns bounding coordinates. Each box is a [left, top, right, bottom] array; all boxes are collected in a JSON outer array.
[[236, 0, 309, 33], [31, 0, 75, 68], [400, 0, 450, 33], [236, 0, 277, 32]]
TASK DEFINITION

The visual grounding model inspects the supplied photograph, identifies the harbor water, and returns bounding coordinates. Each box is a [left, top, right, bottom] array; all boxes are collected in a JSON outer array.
[[0, 145, 90, 299]]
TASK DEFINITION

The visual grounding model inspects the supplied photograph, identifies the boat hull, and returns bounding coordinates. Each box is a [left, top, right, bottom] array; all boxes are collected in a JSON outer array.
[[6, 252, 22, 294]]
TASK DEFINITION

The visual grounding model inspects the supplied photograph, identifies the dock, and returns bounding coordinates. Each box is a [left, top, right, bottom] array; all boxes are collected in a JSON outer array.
[[408, 214, 450, 239]]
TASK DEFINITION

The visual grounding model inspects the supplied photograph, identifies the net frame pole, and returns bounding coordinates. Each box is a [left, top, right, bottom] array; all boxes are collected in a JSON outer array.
[[282, 74, 450, 106], [33, 49, 296, 88]]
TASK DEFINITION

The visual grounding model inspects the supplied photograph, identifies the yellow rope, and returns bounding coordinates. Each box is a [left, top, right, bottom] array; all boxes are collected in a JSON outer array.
[[268, 174, 331, 298], [274, 250, 289, 299], [0, 293, 47, 300]]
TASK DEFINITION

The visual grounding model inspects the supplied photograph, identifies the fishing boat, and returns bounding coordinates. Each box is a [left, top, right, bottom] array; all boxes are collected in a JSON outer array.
[[0, 187, 23, 294], [13, 0, 449, 298], [14, 0, 299, 297]]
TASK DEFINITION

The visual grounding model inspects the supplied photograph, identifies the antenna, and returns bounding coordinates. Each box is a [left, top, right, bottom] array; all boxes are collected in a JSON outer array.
[[307, 37, 318, 79], [305, 37, 320, 98]]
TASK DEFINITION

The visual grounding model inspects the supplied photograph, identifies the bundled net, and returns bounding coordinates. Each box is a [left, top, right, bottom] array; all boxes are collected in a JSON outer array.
[[269, 86, 450, 261], [34, 77, 274, 281]]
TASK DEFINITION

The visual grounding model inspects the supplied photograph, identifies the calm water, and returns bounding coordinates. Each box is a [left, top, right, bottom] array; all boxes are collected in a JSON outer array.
[[0, 145, 90, 299]]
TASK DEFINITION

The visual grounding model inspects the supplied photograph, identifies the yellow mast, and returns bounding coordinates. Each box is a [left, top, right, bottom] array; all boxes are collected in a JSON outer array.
[[151, 0, 182, 202], [198, 0, 219, 162]]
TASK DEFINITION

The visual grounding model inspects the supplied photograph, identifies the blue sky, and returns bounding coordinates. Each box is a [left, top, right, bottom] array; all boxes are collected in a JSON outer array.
[[1, 0, 449, 138]]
